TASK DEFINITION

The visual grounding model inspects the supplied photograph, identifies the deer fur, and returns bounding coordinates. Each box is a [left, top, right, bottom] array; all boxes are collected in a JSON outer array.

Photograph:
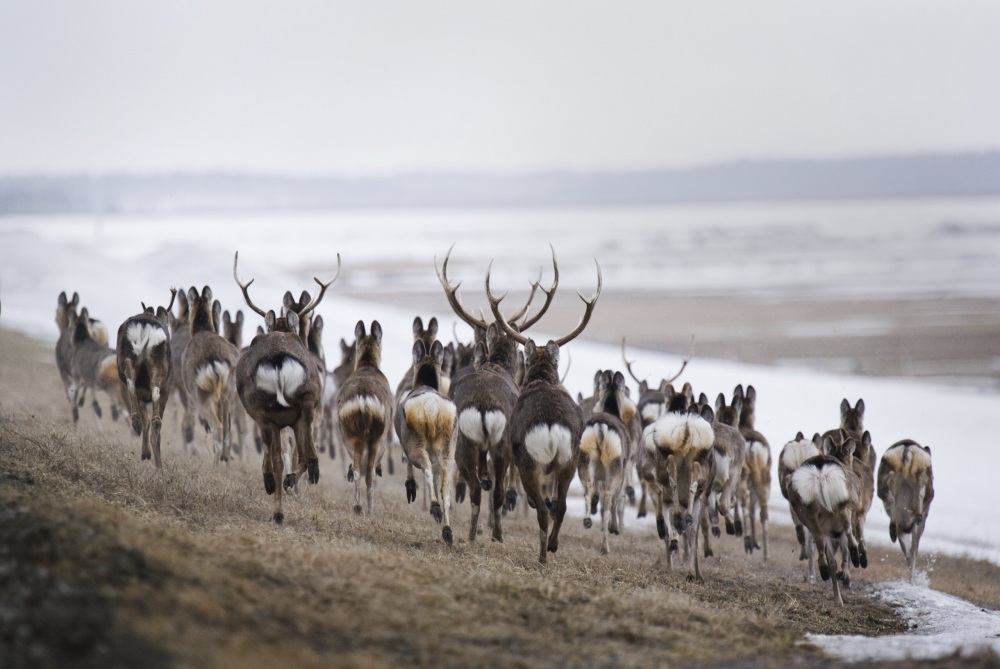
[[336, 320, 394, 515], [778, 431, 822, 581], [181, 286, 239, 462], [395, 339, 458, 544], [788, 434, 864, 606], [68, 306, 126, 429], [877, 439, 935, 581], [733, 384, 772, 560], [705, 394, 748, 557], [824, 398, 876, 471], [55, 291, 82, 422], [117, 290, 176, 468], [167, 289, 195, 445]]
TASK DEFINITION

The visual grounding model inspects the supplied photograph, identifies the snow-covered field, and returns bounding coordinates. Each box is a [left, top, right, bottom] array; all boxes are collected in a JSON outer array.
[[2, 200, 1000, 660]]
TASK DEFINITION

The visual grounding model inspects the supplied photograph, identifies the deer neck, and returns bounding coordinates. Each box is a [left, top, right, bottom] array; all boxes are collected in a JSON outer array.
[[524, 358, 560, 387], [412, 362, 440, 391]]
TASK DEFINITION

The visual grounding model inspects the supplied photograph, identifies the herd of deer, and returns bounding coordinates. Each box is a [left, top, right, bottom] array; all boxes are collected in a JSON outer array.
[[52, 246, 935, 605]]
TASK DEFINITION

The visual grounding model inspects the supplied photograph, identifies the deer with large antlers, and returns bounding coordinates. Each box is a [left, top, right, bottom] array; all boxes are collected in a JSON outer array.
[[117, 289, 177, 468], [486, 248, 602, 563], [233, 252, 338, 523], [437, 245, 553, 543]]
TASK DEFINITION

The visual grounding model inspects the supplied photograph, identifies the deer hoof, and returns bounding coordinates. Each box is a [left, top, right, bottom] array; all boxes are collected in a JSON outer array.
[[72, 407, 80, 423], [547, 542, 558, 554], [713, 525, 722, 538], [637, 509, 647, 519], [111, 405, 120, 421], [672, 514, 685, 534], [93, 403, 103, 419], [724, 520, 735, 536], [795, 525, 806, 546], [820, 564, 831, 581], [254, 436, 263, 454], [353, 505, 363, 516], [442, 526, 453, 546], [456, 481, 467, 502], [685, 573, 703, 584], [504, 489, 517, 512], [734, 519, 744, 536], [849, 546, 860, 568], [405, 479, 417, 504], [683, 514, 693, 529], [430, 502, 443, 523], [656, 517, 667, 539], [283, 474, 297, 491], [544, 498, 554, 510], [263, 472, 276, 495], [183, 425, 195, 444], [583, 517, 593, 529], [131, 415, 142, 434], [347, 465, 356, 483], [837, 571, 850, 587], [141, 451, 151, 461], [860, 551, 868, 569], [744, 536, 754, 554], [889, 522, 898, 543], [388, 458, 395, 476], [704, 547, 714, 558], [590, 494, 599, 515], [376, 464, 383, 477], [481, 478, 492, 492], [307, 458, 320, 484], [669, 539, 679, 554], [625, 486, 636, 503], [273, 512, 284, 524]]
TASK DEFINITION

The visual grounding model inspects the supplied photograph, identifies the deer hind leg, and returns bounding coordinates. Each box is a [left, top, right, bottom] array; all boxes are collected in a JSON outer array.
[[271, 439, 285, 524], [599, 476, 611, 555], [908, 522, 924, 582], [578, 455, 596, 529], [490, 450, 508, 543], [138, 402, 151, 462], [700, 500, 715, 558], [854, 513, 868, 569], [609, 462, 623, 536], [825, 539, 844, 606], [365, 438, 379, 515], [438, 444, 455, 545], [756, 485, 770, 561], [151, 387, 169, 469], [414, 450, 440, 524], [687, 495, 706, 583], [546, 466, 574, 558], [294, 411, 320, 487]]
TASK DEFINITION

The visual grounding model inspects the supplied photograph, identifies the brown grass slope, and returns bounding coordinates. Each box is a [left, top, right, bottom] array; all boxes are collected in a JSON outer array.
[[1, 326, 999, 669]]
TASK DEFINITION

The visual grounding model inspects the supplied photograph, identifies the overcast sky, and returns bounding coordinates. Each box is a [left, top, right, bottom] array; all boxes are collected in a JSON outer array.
[[2, 1, 999, 176]]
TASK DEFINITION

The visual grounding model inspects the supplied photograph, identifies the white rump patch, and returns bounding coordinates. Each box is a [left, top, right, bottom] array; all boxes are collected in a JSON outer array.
[[403, 392, 456, 435], [581, 424, 623, 466], [645, 412, 714, 457], [781, 438, 820, 472], [641, 402, 665, 425], [713, 450, 732, 485], [882, 443, 933, 478], [458, 408, 507, 450], [196, 361, 231, 393], [255, 359, 306, 408], [126, 322, 167, 356], [792, 463, 849, 512], [524, 423, 574, 466], [339, 395, 386, 421]]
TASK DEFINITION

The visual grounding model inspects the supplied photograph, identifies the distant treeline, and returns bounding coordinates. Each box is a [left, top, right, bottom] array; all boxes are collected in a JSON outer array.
[[2, 152, 999, 215]]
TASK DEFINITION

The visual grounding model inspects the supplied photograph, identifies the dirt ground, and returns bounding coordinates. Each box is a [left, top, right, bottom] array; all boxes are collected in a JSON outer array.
[[1, 324, 999, 668]]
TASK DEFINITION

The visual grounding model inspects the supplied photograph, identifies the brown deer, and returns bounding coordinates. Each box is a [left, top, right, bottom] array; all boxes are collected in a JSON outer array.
[[181, 285, 240, 462], [55, 291, 82, 422], [167, 289, 195, 445], [704, 393, 748, 557], [877, 439, 934, 582], [787, 433, 864, 606], [233, 252, 337, 523], [336, 320, 394, 515], [325, 337, 356, 471], [733, 384, 772, 559], [778, 431, 822, 582], [68, 306, 127, 429], [391, 316, 440, 478], [117, 289, 177, 468], [824, 398, 876, 471], [395, 339, 458, 544], [486, 251, 601, 564]]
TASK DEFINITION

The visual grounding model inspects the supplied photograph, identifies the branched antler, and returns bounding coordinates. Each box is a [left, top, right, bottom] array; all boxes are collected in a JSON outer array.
[[233, 251, 269, 319]]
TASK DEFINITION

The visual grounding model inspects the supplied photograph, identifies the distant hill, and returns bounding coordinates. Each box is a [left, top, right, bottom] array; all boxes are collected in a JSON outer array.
[[2, 152, 999, 215]]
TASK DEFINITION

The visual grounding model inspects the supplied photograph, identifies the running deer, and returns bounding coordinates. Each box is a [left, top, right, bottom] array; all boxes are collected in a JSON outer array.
[[436, 244, 551, 543], [222, 309, 253, 457], [733, 384, 772, 559], [117, 289, 177, 468], [395, 339, 458, 544], [167, 289, 195, 445], [778, 431, 822, 582], [68, 306, 127, 429], [325, 337, 356, 471], [180, 285, 240, 462], [336, 320, 394, 515], [704, 393, 748, 557], [877, 439, 934, 582], [391, 316, 440, 477], [55, 291, 82, 422], [233, 252, 337, 523], [578, 370, 632, 555], [486, 250, 601, 564], [787, 433, 864, 606], [824, 398, 876, 471]]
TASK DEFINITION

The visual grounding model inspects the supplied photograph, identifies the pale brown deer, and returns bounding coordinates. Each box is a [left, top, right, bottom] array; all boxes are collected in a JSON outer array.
[[392, 316, 440, 478], [233, 252, 337, 523], [778, 431, 822, 582], [167, 289, 195, 445], [877, 439, 934, 581], [55, 291, 82, 422], [733, 384, 772, 559], [336, 320, 394, 515], [486, 251, 601, 564], [117, 289, 177, 468], [824, 398, 876, 471], [68, 306, 127, 429], [787, 434, 864, 606], [704, 393, 748, 558]]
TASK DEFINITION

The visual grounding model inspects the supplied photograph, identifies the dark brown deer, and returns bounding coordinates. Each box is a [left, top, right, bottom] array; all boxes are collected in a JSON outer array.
[[824, 398, 876, 471], [233, 252, 337, 523], [336, 320, 394, 515], [778, 431, 822, 582], [167, 289, 195, 445], [733, 384, 772, 559], [395, 339, 458, 544], [486, 251, 601, 564], [877, 439, 934, 582], [117, 289, 177, 468], [787, 433, 864, 606], [55, 291, 82, 422], [181, 285, 240, 462], [68, 306, 127, 429]]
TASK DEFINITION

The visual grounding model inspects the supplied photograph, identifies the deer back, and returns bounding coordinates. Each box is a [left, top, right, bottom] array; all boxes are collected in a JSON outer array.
[[116, 311, 172, 396], [877, 439, 934, 534], [236, 328, 320, 426]]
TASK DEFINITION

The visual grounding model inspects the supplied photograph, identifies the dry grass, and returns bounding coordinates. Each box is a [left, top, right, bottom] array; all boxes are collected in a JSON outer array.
[[1, 326, 999, 669]]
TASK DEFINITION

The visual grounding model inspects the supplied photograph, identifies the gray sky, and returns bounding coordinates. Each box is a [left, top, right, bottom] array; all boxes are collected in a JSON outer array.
[[2, 1, 999, 176]]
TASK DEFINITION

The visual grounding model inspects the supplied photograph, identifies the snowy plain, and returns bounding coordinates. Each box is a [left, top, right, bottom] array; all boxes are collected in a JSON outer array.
[[2, 199, 1000, 661]]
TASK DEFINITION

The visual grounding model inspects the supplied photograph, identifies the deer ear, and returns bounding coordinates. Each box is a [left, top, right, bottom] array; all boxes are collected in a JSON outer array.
[[613, 371, 626, 388], [256, 325, 265, 336], [236, 310, 244, 325], [681, 382, 693, 399], [795, 431, 804, 441], [545, 341, 560, 364], [212, 300, 222, 332], [265, 311, 277, 332], [715, 393, 726, 413], [299, 290, 310, 308], [340, 338, 350, 351], [733, 384, 744, 399], [411, 340, 426, 364], [224, 311, 232, 327], [700, 405, 714, 423], [431, 340, 444, 365], [840, 398, 850, 416], [923, 445, 932, 456], [856, 399, 865, 416], [58, 291, 67, 307], [442, 343, 455, 373], [285, 309, 300, 333], [523, 341, 537, 365], [202, 286, 212, 301], [746, 385, 756, 402], [731, 396, 743, 419], [812, 433, 822, 446], [821, 435, 835, 455], [371, 321, 383, 341], [354, 320, 366, 340], [428, 317, 438, 337], [71, 292, 79, 306], [473, 341, 488, 367], [486, 322, 500, 349], [312, 315, 324, 332], [412, 316, 423, 336], [843, 439, 856, 458], [188, 287, 198, 303], [862, 430, 872, 448]]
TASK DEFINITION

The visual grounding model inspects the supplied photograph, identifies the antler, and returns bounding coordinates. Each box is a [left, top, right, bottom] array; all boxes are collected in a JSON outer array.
[[298, 254, 341, 318], [664, 336, 695, 385], [552, 258, 602, 347], [485, 260, 531, 346], [232, 251, 268, 319], [621, 337, 644, 385], [506, 265, 542, 325], [516, 243, 559, 331], [164, 287, 177, 314], [436, 244, 490, 332]]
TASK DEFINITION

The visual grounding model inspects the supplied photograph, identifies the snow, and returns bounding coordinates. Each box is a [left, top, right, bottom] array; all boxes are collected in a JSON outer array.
[[2, 201, 1000, 662]]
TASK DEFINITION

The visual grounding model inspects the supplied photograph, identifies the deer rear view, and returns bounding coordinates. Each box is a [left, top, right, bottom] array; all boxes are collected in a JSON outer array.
[[878, 439, 934, 581]]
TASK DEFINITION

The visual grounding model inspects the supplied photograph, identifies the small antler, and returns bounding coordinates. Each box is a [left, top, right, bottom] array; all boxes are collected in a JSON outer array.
[[233, 251, 268, 319], [664, 336, 695, 385], [436, 244, 490, 332], [164, 287, 178, 314], [621, 337, 644, 386], [516, 243, 559, 331], [298, 254, 341, 318]]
